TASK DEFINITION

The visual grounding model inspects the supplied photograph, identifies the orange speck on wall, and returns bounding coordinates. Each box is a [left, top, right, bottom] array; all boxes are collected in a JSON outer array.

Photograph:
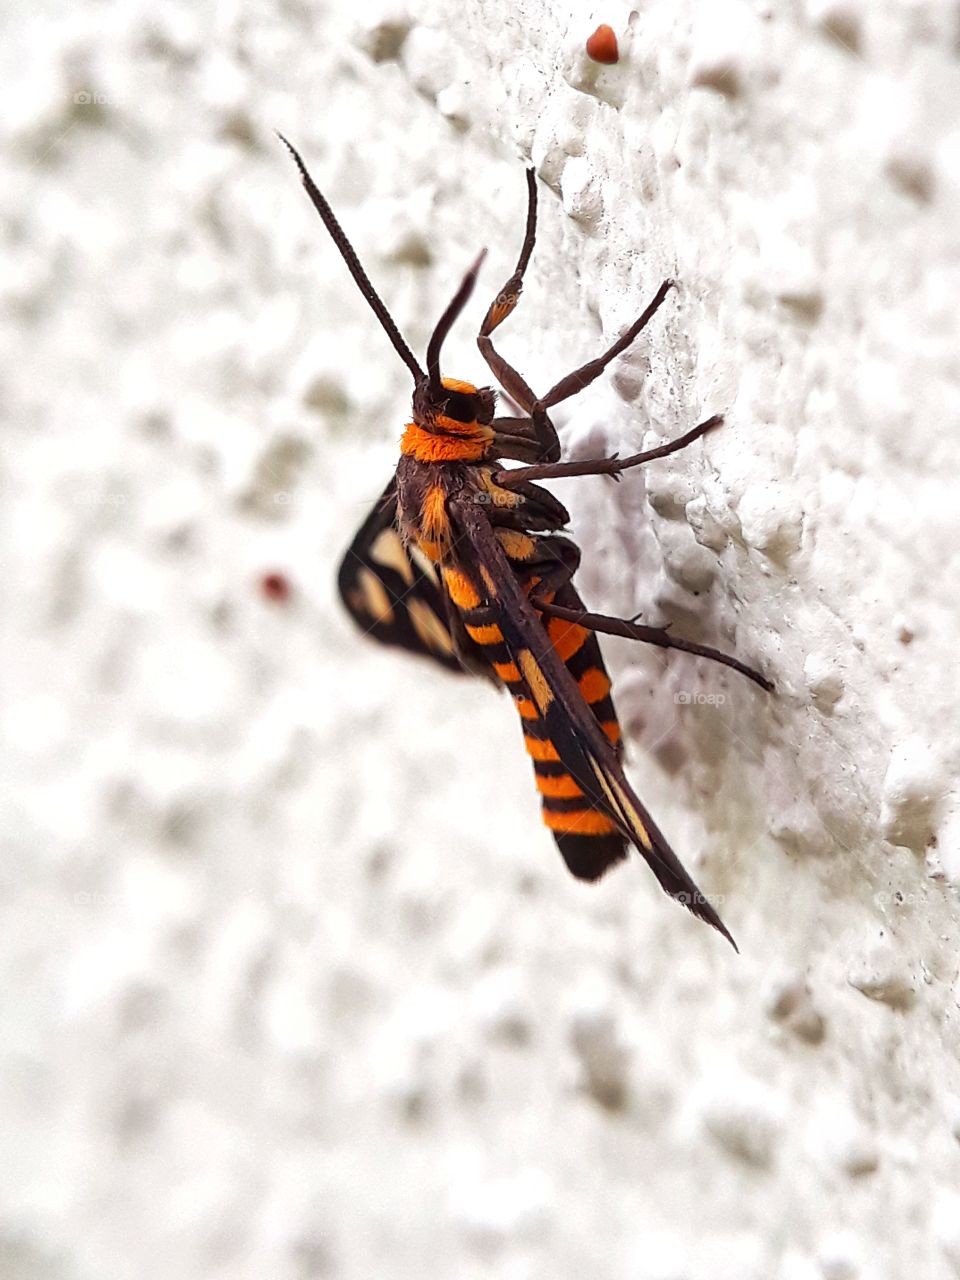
[[585, 24, 619, 65]]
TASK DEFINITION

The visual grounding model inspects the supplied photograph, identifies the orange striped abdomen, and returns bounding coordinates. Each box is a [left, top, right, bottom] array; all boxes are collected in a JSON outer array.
[[526, 581, 627, 879], [460, 555, 628, 881]]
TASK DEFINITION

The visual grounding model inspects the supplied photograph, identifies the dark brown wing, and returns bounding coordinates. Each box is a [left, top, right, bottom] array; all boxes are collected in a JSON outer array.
[[337, 477, 487, 676], [449, 494, 736, 947]]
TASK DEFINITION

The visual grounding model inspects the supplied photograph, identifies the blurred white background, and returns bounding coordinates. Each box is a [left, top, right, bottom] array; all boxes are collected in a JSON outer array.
[[2, 3, 960, 1278]]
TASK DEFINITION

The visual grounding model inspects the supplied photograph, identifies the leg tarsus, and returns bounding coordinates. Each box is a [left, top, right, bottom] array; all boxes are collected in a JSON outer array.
[[536, 279, 675, 411], [613, 414, 724, 470]]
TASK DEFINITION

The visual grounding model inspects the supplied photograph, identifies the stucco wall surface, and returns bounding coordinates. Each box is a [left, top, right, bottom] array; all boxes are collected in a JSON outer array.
[[2, 2, 960, 1278]]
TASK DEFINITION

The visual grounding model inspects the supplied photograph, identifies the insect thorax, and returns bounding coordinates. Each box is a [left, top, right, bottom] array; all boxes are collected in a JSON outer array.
[[400, 376, 497, 465]]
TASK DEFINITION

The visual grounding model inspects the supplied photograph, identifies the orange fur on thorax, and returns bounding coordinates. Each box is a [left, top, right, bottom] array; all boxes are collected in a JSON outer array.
[[422, 484, 449, 544], [400, 421, 492, 464]]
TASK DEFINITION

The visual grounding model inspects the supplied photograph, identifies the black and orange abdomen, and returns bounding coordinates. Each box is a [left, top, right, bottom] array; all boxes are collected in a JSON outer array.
[[526, 580, 628, 880], [460, 522, 630, 882]]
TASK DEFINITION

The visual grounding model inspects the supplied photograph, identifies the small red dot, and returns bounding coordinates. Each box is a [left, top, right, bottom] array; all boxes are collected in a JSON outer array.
[[260, 572, 292, 603], [586, 24, 619, 65]]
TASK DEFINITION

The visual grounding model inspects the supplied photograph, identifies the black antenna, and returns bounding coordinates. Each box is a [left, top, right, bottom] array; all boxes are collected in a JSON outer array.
[[277, 133, 425, 385], [426, 249, 487, 398]]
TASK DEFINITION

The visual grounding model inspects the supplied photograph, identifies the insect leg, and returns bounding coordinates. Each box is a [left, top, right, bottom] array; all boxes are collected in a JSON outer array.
[[525, 543, 581, 598], [493, 415, 723, 487], [487, 415, 562, 464], [479, 168, 537, 340], [534, 279, 675, 411], [530, 598, 773, 691], [476, 171, 560, 462]]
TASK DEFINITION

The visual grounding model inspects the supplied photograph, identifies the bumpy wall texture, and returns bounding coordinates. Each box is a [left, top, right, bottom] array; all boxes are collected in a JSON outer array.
[[3, 2, 960, 1278]]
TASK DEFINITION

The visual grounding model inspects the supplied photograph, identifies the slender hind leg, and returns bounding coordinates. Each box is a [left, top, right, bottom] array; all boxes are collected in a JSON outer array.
[[529, 598, 773, 691], [492, 415, 723, 487], [491, 411, 771, 692]]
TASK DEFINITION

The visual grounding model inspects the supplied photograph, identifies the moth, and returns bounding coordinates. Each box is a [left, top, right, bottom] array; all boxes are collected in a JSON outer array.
[[280, 138, 771, 946]]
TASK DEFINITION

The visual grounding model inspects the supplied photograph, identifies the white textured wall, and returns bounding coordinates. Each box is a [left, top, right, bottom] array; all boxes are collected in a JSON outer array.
[[3, 2, 960, 1278]]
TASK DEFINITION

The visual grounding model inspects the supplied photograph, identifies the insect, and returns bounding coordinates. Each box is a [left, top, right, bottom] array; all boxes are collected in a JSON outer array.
[[279, 137, 772, 947]]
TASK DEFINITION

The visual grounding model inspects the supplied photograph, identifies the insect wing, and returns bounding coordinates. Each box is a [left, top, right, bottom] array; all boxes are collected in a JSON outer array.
[[338, 478, 473, 675]]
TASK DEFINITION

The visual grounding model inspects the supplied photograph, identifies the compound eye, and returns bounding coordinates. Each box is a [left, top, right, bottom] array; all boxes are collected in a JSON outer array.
[[442, 391, 476, 423]]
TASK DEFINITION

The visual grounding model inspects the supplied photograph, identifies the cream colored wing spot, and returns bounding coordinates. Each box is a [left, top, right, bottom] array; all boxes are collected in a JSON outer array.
[[357, 567, 395, 624], [370, 528, 414, 586], [408, 543, 441, 579], [518, 648, 554, 713], [408, 599, 456, 656], [589, 761, 650, 848]]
